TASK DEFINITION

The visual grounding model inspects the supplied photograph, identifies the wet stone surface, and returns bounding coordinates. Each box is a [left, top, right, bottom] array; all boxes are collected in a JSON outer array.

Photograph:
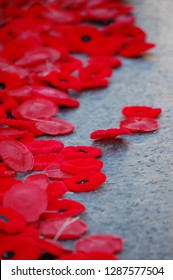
[[30, 0, 173, 259]]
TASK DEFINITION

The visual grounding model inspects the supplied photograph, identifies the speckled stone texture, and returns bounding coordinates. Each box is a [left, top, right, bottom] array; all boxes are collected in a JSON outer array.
[[38, 0, 173, 259]]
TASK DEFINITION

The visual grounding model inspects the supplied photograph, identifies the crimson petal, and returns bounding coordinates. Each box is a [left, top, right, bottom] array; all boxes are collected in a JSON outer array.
[[39, 217, 88, 239], [17, 97, 58, 120], [90, 128, 131, 139], [122, 105, 162, 118], [0, 237, 42, 260], [42, 198, 86, 219], [0, 138, 34, 172], [0, 206, 26, 234], [2, 182, 48, 222], [60, 158, 104, 174], [60, 145, 102, 160], [75, 234, 123, 254], [35, 118, 75, 136], [120, 117, 160, 132], [25, 174, 49, 190], [26, 139, 64, 155], [63, 171, 106, 192]]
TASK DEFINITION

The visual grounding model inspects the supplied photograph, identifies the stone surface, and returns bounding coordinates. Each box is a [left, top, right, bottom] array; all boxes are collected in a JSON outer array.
[[46, 0, 173, 259]]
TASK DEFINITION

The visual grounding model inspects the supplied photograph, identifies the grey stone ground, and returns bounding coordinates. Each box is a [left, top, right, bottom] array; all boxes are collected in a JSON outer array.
[[43, 0, 173, 259]]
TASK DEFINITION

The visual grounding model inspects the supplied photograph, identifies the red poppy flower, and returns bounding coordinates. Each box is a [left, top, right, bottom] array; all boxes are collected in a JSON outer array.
[[90, 128, 131, 139], [84, 35, 123, 56], [33, 153, 65, 171], [80, 78, 109, 90], [16, 97, 58, 120], [121, 105, 162, 118], [0, 237, 42, 260], [88, 56, 122, 68], [120, 117, 160, 132], [43, 164, 72, 180], [35, 71, 81, 91], [119, 42, 155, 58], [2, 182, 48, 222], [42, 198, 86, 219], [26, 139, 64, 155], [37, 238, 72, 258], [60, 158, 104, 174], [63, 171, 106, 192], [58, 25, 103, 53], [0, 206, 26, 234], [35, 118, 75, 136], [75, 234, 123, 254], [25, 174, 49, 190], [1, 96, 18, 112], [60, 146, 102, 160], [39, 217, 88, 239], [0, 138, 34, 172], [0, 71, 23, 91], [79, 63, 113, 81], [59, 251, 118, 260], [46, 181, 67, 202]]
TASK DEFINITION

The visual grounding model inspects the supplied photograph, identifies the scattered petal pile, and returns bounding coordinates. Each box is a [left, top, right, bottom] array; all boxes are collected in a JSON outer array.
[[90, 105, 161, 139], [0, 0, 158, 260]]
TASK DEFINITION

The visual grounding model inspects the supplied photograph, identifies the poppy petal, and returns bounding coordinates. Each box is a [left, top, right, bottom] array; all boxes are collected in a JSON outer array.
[[2, 182, 48, 222], [75, 234, 123, 254], [121, 105, 162, 118], [120, 117, 160, 132], [90, 128, 131, 139], [60, 158, 104, 174], [64, 171, 106, 192], [42, 198, 86, 219], [0, 206, 26, 234], [39, 217, 88, 239], [0, 138, 34, 172]]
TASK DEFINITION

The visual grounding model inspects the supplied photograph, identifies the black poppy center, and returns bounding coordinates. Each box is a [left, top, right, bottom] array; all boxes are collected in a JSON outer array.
[[39, 252, 57, 260], [58, 208, 68, 213], [2, 251, 15, 259], [0, 83, 6, 90], [104, 19, 114, 26], [76, 179, 89, 184], [81, 35, 91, 42], [0, 215, 10, 222], [77, 149, 88, 154]]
